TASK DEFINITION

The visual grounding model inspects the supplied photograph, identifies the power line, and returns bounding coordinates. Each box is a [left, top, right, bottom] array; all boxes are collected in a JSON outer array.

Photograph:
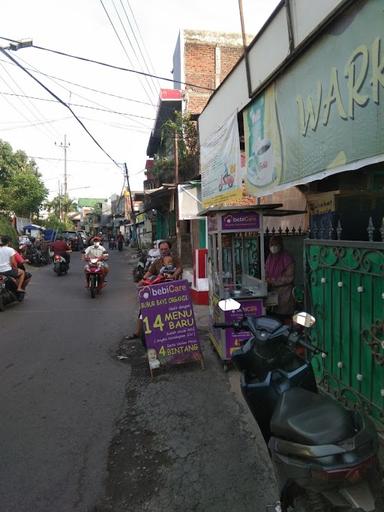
[[112, 0, 160, 97], [0, 55, 154, 106], [0, 61, 59, 140], [99, 0, 157, 105], [125, 0, 161, 90], [0, 36, 214, 91], [0, 91, 155, 121], [0, 48, 121, 169]]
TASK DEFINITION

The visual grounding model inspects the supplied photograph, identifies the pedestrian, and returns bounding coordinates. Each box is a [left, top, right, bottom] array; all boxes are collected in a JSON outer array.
[[265, 235, 295, 320]]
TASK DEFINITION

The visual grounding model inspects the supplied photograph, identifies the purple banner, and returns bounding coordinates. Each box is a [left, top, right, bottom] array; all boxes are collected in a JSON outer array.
[[138, 280, 202, 370], [221, 211, 260, 231]]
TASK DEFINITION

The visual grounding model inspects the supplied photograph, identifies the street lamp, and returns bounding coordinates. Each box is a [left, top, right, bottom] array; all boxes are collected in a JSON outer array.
[[9, 39, 33, 51]]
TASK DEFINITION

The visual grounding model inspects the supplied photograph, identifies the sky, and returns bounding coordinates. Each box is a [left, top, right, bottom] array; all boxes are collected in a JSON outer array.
[[0, 0, 280, 201]]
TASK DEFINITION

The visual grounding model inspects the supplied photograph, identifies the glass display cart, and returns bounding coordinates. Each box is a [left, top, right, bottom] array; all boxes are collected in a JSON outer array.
[[201, 205, 284, 370]]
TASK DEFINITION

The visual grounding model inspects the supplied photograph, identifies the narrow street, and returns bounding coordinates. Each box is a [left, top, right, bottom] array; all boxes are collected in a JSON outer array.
[[0, 248, 277, 512]]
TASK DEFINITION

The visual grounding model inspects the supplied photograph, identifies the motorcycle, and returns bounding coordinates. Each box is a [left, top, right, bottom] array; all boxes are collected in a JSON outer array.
[[53, 254, 69, 276], [215, 299, 383, 512], [117, 238, 124, 251], [133, 249, 148, 283], [84, 256, 107, 298], [0, 274, 26, 311], [108, 238, 116, 250]]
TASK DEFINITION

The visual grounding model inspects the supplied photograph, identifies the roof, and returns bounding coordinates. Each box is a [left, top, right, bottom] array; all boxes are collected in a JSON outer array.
[[78, 198, 107, 208]]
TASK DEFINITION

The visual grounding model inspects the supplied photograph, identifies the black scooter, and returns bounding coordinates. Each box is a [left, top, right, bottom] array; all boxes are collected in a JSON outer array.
[[215, 299, 383, 512], [0, 274, 25, 311]]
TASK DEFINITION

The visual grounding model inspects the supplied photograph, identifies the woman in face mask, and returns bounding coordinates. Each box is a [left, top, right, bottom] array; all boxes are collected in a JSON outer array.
[[265, 235, 295, 319]]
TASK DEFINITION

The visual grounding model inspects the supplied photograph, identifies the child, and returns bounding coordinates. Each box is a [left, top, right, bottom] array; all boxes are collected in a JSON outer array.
[[159, 255, 176, 278]]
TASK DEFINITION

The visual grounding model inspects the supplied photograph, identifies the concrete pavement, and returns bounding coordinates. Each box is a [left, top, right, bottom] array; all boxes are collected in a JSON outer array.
[[95, 248, 278, 512]]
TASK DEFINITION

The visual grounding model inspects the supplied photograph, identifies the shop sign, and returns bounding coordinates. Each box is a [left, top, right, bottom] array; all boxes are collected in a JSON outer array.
[[244, 0, 384, 197], [221, 211, 260, 231], [201, 113, 242, 208], [139, 280, 203, 371]]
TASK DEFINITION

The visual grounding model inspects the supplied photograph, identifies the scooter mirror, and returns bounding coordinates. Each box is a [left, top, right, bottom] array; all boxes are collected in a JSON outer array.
[[218, 298, 241, 312], [292, 312, 316, 327]]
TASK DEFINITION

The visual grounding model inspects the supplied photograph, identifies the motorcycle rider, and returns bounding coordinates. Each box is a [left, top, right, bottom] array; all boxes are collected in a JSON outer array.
[[83, 236, 109, 281], [0, 235, 26, 293], [50, 235, 71, 266]]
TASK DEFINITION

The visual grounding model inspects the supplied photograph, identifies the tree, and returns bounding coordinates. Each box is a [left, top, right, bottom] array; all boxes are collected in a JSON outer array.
[[154, 112, 200, 182], [0, 139, 48, 216], [45, 195, 78, 219]]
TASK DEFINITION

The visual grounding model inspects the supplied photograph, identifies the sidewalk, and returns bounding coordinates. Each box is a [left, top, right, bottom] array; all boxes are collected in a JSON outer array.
[[95, 252, 278, 511]]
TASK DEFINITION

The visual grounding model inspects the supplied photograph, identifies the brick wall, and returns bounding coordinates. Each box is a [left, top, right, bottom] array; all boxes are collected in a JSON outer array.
[[184, 40, 244, 115]]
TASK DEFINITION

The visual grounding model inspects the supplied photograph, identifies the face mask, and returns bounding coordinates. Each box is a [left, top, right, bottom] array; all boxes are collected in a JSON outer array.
[[94, 242, 100, 248], [270, 245, 280, 254]]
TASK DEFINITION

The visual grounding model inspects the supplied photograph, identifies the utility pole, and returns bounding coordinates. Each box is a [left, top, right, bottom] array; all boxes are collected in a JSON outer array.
[[55, 135, 70, 197], [174, 132, 181, 258], [123, 163, 139, 247]]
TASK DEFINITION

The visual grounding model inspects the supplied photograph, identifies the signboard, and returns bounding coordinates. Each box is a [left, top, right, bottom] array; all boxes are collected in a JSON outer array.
[[244, 0, 384, 197], [221, 211, 260, 231], [201, 112, 242, 208], [138, 280, 203, 373]]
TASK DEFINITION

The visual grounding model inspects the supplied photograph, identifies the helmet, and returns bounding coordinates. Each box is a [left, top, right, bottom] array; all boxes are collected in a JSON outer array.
[[93, 236, 101, 242]]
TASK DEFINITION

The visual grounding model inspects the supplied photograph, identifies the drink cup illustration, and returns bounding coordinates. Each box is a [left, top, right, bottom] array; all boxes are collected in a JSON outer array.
[[248, 138, 275, 187]]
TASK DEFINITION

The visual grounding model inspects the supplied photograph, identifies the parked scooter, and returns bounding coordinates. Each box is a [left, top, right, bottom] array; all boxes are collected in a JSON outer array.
[[133, 249, 148, 283], [215, 299, 383, 512], [0, 274, 26, 311], [53, 254, 69, 276], [84, 256, 107, 298]]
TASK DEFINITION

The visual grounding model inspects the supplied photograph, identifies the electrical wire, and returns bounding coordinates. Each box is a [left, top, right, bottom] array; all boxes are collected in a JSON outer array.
[[0, 62, 59, 140], [0, 36, 214, 91], [12, 53, 153, 131], [0, 56, 154, 106], [111, 0, 158, 99], [0, 48, 121, 169], [0, 91, 155, 121], [124, 0, 161, 91], [119, 0, 160, 93], [99, 0, 157, 106]]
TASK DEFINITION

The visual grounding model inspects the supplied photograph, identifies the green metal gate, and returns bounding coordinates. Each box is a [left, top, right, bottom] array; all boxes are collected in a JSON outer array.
[[305, 240, 384, 428]]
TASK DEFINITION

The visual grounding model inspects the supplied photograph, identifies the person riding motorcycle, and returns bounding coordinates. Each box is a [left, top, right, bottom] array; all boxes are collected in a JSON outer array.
[[50, 235, 71, 265], [83, 236, 109, 281], [0, 235, 26, 293]]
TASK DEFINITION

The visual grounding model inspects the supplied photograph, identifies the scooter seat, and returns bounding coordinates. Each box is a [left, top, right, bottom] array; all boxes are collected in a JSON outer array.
[[271, 388, 354, 445]]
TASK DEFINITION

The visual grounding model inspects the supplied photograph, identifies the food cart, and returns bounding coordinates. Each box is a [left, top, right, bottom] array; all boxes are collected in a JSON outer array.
[[201, 204, 300, 370]]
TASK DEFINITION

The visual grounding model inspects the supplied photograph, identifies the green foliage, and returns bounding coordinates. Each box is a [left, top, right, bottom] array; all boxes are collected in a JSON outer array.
[[153, 112, 200, 183], [0, 139, 48, 216], [40, 214, 73, 231], [0, 214, 18, 246]]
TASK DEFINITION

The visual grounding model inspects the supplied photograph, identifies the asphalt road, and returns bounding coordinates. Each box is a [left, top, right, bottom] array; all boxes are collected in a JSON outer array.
[[0, 247, 278, 512], [0, 248, 134, 512]]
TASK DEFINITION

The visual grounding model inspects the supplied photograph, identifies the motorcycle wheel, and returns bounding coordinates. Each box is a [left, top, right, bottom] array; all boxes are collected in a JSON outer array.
[[289, 491, 327, 512], [0, 294, 5, 312], [89, 275, 97, 298]]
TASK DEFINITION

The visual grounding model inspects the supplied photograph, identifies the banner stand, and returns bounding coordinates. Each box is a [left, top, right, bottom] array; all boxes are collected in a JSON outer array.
[[139, 280, 205, 377]]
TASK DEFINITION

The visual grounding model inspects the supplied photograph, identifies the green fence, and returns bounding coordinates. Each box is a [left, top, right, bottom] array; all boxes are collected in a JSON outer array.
[[305, 240, 384, 428]]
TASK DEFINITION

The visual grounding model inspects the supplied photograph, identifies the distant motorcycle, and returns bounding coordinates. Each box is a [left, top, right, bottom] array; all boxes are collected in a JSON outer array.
[[53, 254, 69, 276], [0, 274, 26, 311], [108, 238, 116, 250], [84, 256, 107, 298]]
